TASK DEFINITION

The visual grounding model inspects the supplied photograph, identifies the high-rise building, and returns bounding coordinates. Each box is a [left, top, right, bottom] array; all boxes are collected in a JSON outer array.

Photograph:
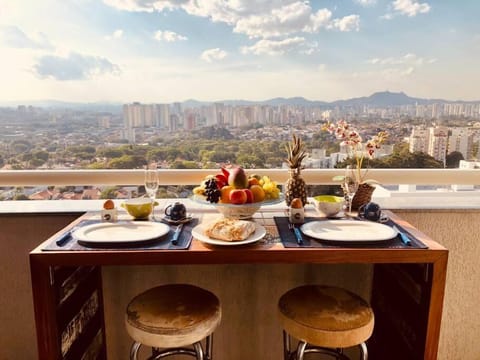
[[98, 115, 111, 129], [448, 127, 473, 160], [428, 126, 448, 164], [156, 104, 170, 128], [213, 103, 225, 126], [409, 126, 429, 153], [123, 102, 145, 128], [184, 112, 196, 130]]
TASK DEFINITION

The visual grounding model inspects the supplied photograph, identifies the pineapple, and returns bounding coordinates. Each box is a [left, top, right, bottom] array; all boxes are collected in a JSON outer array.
[[285, 134, 307, 207]]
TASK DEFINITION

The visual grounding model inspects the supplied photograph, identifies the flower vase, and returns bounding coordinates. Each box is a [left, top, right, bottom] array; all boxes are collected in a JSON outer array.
[[351, 183, 375, 211]]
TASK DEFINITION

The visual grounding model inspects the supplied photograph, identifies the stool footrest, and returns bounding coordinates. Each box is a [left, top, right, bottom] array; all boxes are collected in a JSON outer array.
[[151, 346, 198, 359]]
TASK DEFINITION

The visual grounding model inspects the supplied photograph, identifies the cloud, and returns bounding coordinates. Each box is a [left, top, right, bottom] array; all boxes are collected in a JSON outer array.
[[102, 0, 189, 12], [355, 0, 377, 6], [105, 29, 124, 40], [234, 4, 359, 38], [0, 25, 53, 49], [154, 30, 187, 42], [367, 53, 436, 66], [241, 37, 306, 56], [33, 52, 121, 80], [103, 1, 360, 38], [200, 48, 227, 62], [392, 0, 430, 17], [317, 63, 327, 71], [329, 15, 360, 32], [365, 53, 435, 78]]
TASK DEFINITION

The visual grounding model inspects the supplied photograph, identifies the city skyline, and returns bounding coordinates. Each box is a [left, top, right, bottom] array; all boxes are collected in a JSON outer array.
[[1, 1, 480, 103]]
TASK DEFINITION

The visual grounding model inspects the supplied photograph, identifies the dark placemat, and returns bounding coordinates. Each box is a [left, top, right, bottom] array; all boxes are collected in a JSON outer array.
[[42, 218, 198, 251], [274, 217, 428, 249]]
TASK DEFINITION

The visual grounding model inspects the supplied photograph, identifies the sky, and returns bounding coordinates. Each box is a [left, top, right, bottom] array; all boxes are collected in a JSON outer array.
[[1, 0, 479, 104]]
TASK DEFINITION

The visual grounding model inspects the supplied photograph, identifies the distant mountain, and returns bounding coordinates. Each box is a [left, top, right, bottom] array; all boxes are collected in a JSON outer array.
[[0, 99, 123, 113], [189, 91, 475, 108], [185, 96, 328, 108], [2, 91, 478, 111], [331, 91, 480, 107], [331, 91, 418, 107]]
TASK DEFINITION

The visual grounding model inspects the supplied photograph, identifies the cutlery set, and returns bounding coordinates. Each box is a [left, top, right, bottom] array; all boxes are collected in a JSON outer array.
[[288, 222, 304, 245], [171, 224, 184, 245]]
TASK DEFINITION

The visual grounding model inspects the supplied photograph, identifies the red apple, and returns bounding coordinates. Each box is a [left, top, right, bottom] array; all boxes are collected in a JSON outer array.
[[215, 174, 227, 188], [244, 189, 254, 203], [229, 189, 247, 204], [221, 167, 230, 179]]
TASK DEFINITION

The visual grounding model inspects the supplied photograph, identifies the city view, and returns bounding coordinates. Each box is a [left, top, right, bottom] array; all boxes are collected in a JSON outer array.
[[1, 90, 479, 200]]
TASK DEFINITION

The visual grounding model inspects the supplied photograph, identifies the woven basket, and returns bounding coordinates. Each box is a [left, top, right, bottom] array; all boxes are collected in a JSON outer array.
[[342, 183, 375, 211]]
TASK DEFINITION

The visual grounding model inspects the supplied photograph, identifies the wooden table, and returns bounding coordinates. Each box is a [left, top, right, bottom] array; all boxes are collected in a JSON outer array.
[[30, 209, 448, 360]]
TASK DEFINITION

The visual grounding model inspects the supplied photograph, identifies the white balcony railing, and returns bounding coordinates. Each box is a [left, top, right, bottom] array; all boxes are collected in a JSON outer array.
[[1, 168, 479, 186], [0, 169, 479, 213]]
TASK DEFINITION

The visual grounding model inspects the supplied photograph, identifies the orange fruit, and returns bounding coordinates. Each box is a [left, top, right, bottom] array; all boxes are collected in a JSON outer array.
[[249, 184, 265, 203], [220, 185, 234, 203], [248, 177, 260, 187]]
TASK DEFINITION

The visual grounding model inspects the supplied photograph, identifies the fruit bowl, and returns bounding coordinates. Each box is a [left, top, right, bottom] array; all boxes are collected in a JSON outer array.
[[191, 194, 284, 219]]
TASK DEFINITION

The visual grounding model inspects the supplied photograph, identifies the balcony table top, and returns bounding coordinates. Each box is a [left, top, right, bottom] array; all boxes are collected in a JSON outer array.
[[30, 206, 447, 267]]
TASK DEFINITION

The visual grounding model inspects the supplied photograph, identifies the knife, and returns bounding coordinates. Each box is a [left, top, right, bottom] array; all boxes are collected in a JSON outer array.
[[171, 224, 183, 245], [288, 222, 304, 245], [393, 225, 412, 246], [293, 226, 304, 245], [56, 231, 72, 246]]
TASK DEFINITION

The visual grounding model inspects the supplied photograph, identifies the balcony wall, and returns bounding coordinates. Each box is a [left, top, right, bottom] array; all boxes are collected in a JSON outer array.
[[1, 208, 479, 359]]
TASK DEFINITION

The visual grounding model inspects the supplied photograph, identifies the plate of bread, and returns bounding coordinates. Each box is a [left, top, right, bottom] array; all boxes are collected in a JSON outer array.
[[192, 218, 266, 246]]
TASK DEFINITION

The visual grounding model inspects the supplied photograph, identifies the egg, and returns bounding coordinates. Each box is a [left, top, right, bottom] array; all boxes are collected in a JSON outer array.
[[103, 199, 115, 210], [290, 198, 303, 209]]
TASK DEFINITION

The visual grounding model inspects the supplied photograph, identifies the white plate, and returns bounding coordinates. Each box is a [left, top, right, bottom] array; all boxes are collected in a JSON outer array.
[[300, 220, 397, 242], [191, 222, 266, 246], [72, 222, 170, 244]]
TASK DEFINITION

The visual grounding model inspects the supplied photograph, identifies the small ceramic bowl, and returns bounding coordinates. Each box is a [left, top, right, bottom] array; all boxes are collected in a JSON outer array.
[[312, 195, 345, 217], [121, 198, 158, 219]]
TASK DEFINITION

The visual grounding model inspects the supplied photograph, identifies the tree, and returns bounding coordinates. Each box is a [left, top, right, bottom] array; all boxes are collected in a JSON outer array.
[[101, 187, 119, 199], [446, 151, 464, 168], [108, 155, 146, 169]]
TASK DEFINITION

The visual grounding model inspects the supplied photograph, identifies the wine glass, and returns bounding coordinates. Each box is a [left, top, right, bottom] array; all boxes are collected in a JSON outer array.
[[144, 164, 159, 220], [343, 165, 359, 217]]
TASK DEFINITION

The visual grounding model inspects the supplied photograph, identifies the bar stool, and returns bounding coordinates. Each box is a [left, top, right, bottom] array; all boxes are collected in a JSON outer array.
[[278, 285, 374, 360], [125, 284, 221, 360]]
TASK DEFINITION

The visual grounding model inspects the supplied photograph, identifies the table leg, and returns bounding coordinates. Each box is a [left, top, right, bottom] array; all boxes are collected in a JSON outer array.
[[423, 253, 448, 360], [30, 256, 107, 360]]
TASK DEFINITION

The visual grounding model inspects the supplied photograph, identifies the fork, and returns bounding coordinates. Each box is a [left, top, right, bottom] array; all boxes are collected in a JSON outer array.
[[288, 222, 304, 245]]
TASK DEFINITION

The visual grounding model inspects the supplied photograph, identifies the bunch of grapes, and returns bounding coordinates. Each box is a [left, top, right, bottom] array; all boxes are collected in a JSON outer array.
[[259, 176, 281, 200], [204, 178, 221, 203]]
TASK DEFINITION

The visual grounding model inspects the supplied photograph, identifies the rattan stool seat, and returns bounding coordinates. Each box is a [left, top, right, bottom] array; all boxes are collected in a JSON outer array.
[[125, 284, 221, 349], [278, 285, 374, 349]]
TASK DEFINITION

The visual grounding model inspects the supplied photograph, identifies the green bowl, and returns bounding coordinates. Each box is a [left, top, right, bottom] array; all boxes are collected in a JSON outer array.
[[313, 195, 345, 217], [121, 198, 158, 219]]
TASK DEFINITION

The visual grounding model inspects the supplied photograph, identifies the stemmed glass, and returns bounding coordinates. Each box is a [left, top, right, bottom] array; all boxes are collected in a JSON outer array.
[[343, 165, 359, 217], [144, 163, 159, 220]]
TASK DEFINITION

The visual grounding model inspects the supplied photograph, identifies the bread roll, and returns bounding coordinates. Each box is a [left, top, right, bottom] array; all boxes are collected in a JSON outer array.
[[205, 219, 256, 241]]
